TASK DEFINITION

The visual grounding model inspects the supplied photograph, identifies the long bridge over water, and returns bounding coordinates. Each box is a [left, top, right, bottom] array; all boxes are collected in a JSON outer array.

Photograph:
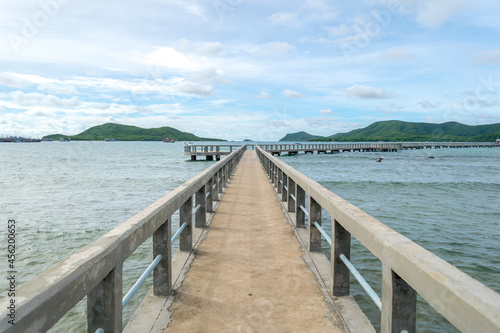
[[1, 145, 500, 332], [185, 141, 499, 160]]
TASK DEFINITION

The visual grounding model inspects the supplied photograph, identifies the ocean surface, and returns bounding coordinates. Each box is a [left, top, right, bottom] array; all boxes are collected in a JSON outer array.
[[0, 141, 499, 332]]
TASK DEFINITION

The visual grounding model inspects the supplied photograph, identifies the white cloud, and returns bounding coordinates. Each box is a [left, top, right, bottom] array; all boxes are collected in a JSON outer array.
[[346, 84, 395, 99], [418, 100, 440, 109], [319, 108, 333, 114], [6, 91, 81, 108], [267, 12, 297, 25], [189, 68, 232, 84], [326, 24, 351, 37], [376, 0, 467, 28], [415, 0, 467, 28], [282, 89, 304, 98], [472, 50, 500, 66], [0, 72, 57, 88], [36, 84, 80, 95], [250, 42, 296, 57], [376, 48, 413, 62], [145, 47, 202, 72], [256, 91, 270, 99], [208, 99, 234, 107], [179, 39, 224, 55], [173, 81, 213, 96]]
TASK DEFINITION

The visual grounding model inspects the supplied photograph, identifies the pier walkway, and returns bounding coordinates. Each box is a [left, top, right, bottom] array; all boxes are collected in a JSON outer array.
[[162, 150, 345, 331]]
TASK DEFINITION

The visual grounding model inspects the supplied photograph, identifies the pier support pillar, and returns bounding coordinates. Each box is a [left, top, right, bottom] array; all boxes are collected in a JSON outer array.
[[296, 185, 306, 228], [381, 267, 417, 333], [179, 196, 193, 251], [87, 263, 123, 333], [331, 219, 350, 296], [309, 196, 322, 252], [216, 155, 220, 161], [153, 217, 172, 296], [195, 185, 206, 228], [206, 155, 213, 161], [191, 155, 196, 161]]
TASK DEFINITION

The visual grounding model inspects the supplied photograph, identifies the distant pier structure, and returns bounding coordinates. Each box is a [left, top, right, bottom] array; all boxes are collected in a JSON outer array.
[[185, 142, 499, 160], [184, 144, 247, 161]]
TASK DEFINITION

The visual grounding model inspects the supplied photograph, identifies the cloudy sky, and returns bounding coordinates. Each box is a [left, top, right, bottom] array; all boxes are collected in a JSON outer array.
[[1, 0, 500, 140]]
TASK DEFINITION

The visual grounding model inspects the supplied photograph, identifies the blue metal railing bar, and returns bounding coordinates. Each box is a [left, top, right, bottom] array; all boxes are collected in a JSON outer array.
[[299, 205, 309, 216], [313, 222, 331, 246], [212, 183, 217, 189], [339, 254, 382, 310], [95, 329, 104, 333], [206, 191, 210, 198], [122, 254, 163, 309], [290, 193, 296, 201], [171, 222, 188, 244], [193, 204, 201, 215], [284, 185, 288, 191]]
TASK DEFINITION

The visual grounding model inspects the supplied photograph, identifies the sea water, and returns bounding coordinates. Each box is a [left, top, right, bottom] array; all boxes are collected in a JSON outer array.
[[0, 142, 498, 332], [278, 146, 500, 332]]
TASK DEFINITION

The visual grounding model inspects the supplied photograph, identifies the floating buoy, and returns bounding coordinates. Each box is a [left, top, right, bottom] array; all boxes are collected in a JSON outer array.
[[428, 156, 435, 159], [376, 158, 383, 162]]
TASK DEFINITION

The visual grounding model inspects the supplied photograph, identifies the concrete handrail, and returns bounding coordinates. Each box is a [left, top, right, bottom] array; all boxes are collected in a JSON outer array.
[[256, 146, 500, 333], [0, 146, 246, 333]]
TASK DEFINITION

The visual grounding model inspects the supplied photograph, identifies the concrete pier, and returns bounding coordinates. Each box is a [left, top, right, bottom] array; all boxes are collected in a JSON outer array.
[[164, 151, 347, 331], [4, 144, 500, 333]]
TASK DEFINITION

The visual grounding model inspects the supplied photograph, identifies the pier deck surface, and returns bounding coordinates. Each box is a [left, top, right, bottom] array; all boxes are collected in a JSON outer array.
[[165, 150, 344, 332]]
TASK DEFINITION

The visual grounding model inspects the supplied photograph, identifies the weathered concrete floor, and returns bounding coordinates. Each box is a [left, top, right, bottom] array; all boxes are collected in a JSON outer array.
[[165, 150, 344, 332]]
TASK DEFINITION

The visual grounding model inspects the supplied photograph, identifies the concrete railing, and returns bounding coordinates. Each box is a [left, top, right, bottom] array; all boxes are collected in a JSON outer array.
[[183, 144, 244, 154], [258, 143, 402, 152], [256, 146, 500, 333], [401, 142, 498, 149], [0, 146, 246, 333]]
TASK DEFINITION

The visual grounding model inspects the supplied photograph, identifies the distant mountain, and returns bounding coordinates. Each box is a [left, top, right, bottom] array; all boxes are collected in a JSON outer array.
[[279, 131, 324, 142], [43, 123, 224, 141], [309, 120, 500, 142]]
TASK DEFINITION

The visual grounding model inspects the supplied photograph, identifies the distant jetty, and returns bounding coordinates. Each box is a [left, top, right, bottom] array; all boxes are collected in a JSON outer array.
[[0, 136, 41, 143]]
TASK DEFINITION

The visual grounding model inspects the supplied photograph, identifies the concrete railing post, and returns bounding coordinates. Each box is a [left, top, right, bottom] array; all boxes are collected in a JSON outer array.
[[153, 218, 172, 296], [296, 185, 305, 228], [331, 219, 350, 296], [278, 168, 283, 194], [206, 178, 214, 212], [269, 162, 276, 186], [180, 196, 193, 251], [381, 267, 417, 333], [218, 169, 223, 195], [87, 263, 123, 333], [221, 165, 226, 188], [195, 185, 206, 228], [288, 178, 296, 213], [282, 173, 288, 202], [213, 173, 219, 201], [274, 164, 278, 186], [309, 196, 322, 252]]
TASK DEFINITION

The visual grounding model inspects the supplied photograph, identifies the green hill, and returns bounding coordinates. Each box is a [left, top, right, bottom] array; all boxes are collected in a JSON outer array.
[[312, 120, 500, 142], [279, 131, 325, 142], [43, 123, 224, 141]]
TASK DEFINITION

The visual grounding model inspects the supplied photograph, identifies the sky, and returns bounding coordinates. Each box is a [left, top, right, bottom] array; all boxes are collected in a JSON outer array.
[[1, 0, 500, 141]]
